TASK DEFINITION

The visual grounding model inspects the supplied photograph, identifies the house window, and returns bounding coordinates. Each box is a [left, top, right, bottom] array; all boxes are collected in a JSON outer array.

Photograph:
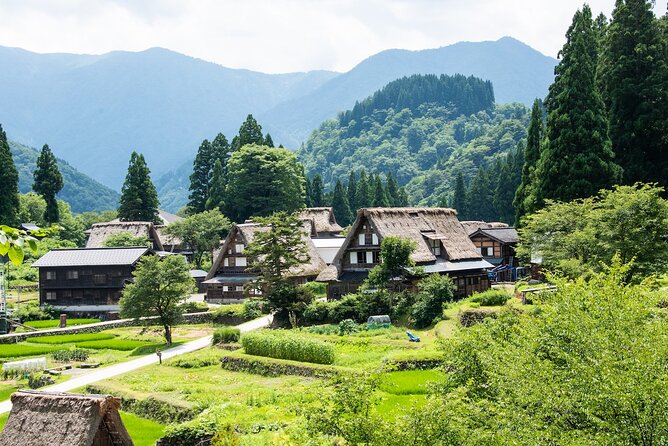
[[235, 244, 244, 253], [45, 291, 56, 301], [228, 249, 232, 254], [373, 251, 381, 264], [236, 257, 247, 267], [371, 234, 379, 245], [46, 271, 56, 280], [350, 252, 358, 264], [481, 247, 493, 256], [223, 286, 229, 292], [223, 258, 229, 267], [62, 290, 72, 299], [365, 251, 373, 264], [430, 240, 441, 256], [66, 270, 79, 280], [235, 286, 244, 292], [93, 274, 106, 285], [358, 234, 366, 246]]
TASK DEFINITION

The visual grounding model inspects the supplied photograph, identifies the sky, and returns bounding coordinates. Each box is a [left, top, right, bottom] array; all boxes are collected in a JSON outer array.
[[0, 0, 664, 74]]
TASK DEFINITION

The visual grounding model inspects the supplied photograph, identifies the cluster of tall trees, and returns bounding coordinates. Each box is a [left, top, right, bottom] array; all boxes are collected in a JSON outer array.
[[0, 124, 64, 226], [306, 170, 408, 226], [514, 1, 667, 225]]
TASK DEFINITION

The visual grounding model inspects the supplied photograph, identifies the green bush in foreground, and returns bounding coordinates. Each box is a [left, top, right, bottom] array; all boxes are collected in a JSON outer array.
[[242, 330, 335, 365], [26, 333, 115, 344], [469, 289, 512, 306], [212, 327, 241, 344], [51, 348, 90, 362]]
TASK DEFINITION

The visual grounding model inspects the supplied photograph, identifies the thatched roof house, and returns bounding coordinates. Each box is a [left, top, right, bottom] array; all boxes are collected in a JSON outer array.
[[0, 390, 133, 446], [318, 208, 493, 299], [204, 221, 327, 303], [297, 207, 344, 236], [460, 220, 510, 236], [85, 221, 163, 251]]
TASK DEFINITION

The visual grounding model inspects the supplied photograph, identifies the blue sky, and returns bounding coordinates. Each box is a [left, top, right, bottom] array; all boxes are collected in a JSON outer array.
[[0, 0, 663, 73]]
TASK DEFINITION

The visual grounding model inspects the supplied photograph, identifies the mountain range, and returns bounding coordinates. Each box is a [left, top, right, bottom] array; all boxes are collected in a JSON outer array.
[[0, 37, 556, 210]]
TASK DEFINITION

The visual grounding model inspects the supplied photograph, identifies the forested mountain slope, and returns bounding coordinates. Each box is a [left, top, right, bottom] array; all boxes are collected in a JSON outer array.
[[299, 74, 529, 206], [10, 140, 119, 213]]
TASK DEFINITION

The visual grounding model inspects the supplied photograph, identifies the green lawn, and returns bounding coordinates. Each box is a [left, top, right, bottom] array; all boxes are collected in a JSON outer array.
[[26, 333, 115, 344], [379, 369, 444, 395], [23, 318, 100, 329]]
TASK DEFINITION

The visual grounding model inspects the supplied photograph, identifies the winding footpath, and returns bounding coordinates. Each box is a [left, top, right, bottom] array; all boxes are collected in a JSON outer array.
[[0, 314, 273, 415]]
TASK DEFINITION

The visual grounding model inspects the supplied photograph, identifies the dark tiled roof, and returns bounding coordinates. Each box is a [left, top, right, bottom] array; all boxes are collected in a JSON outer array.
[[32, 247, 150, 267], [475, 227, 519, 244]]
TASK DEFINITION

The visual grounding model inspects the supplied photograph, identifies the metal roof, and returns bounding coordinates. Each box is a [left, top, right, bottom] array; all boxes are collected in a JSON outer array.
[[419, 259, 494, 274], [202, 275, 257, 284], [473, 227, 519, 244], [31, 247, 150, 268]]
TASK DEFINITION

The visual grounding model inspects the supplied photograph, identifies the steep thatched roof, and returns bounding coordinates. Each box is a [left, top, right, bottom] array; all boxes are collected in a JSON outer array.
[[0, 390, 133, 446], [85, 221, 163, 251], [155, 225, 182, 248], [460, 220, 510, 236], [297, 207, 343, 235], [207, 222, 327, 280]]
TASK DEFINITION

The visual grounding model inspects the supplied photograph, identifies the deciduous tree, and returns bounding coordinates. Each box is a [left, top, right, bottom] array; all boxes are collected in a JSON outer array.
[[164, 210, 231, 269]]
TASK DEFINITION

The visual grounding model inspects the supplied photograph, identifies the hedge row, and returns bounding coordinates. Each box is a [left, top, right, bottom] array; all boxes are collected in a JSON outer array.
[[458, 308, 499, 327], [212, 327, 240, 344], [241, 330, 335, 365], [220, 354, 343, 378]]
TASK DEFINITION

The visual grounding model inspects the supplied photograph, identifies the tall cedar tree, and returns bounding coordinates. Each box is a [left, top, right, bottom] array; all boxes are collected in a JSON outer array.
[[347, 171, 358, 212], [385, 172, 400, 206], [372, 174, 390, 207], [231, 114, 265, 151], [264, 133, 275, 147], [467, 167, 496, 221], [331, 178, 353, 226], [305, 176, 313, 207], [188, 139, 213, 213], [32, 144, 64, 224], [451, 172, 467, 219], [355, 170, 373, 209], [0, 124, 20, 226], [493, 154, 517, 224], [514, 100, 545, 225], [536, 5, 621, 204], [225, 145, 305, 222], [311, 174, 325, 207], [600, 0, 667, 188], [205, 159, 226, 212], [118, 152, 160, 223]]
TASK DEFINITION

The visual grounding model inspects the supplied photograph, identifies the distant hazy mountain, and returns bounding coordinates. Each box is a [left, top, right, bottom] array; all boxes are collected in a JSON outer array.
[[9, 140, 120, 213], [0, 37, 555, 195], [259, 37, 555, 146]]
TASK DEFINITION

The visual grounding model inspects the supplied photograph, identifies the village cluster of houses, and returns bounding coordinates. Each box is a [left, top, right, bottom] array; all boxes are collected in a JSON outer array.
[[31, 207, 521, 317]]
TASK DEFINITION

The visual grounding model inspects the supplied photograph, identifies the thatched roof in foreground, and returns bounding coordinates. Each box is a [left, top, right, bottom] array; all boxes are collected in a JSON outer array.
[[297, 207, 343, 235], [86, 221, 163, 250], [0, 390, 133, 446]]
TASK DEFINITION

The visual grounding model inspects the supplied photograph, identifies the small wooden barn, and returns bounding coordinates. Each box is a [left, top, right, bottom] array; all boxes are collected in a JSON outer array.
[[0, 390, 133, 446]]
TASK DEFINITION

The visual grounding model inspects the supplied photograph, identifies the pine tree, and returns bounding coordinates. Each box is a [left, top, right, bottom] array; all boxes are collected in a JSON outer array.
[[311, 174, 324, 207], [188, 139, 213, 214], [232, 114, 265, 150], [118, 151, 160, 223], [536, 6, 621, 204], [493, 156, 516, 224], [264, 133, 275, 148], [32, 144, 64, 223], [397, 188, 409, 207], [0, 124, 19, 226], [305, 176, 313, 207], [211, 133, 230, 166], [331, 178, 353, 226], [355, 169, 373, 209], [205, 159, 226, 212], [347, 171, 358, 212], [385, 172, 400, 206], [600, 0, 667, 188], [451, 172, 468, 220], [467, 167, 495, 221], [514, 100, 544, 225], [372, 174, 389, 207]]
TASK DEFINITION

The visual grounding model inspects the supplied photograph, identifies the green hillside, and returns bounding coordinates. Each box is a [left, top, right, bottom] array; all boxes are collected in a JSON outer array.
[[298, 74, 529, 206], [10, 140, 119, 213]]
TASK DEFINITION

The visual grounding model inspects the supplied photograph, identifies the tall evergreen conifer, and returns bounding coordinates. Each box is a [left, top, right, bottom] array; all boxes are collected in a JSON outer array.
[[372, 174, 389, 207], [305, 176, 313, 207], [264, 134, 275, 148], [188, 139, 213, 214], [451, 172, 467, 219], [331, 178, 353, 226], [347, 171, 358, 212], [600, 0, 667, 187], [32, 144, 64, 224], [311, 174, 324, 207], [355, 170, 373, 209], [514, 100, 545, 225], [0, 124, 19, 226], [385, 172, 400, 206], [118, 152, 160, 223], [537, 6, 621, 204], [205, 159, 226, 212], [232, 114, 265, 150]]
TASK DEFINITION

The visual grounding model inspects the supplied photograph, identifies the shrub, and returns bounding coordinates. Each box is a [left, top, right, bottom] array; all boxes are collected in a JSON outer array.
[[242, 299, 263, 319], [213, 304, 245, 319], [26, 333, 115, 344], [241, 330, 335, 364], [51, 348, 90, 362], [213, 327, 241, 344], [301, 281, 327, 297], [411, 274, 456, 328], [458, 308, 499, 327], [303, 301, 331, 324], [327, 294, 363, 322], [470, 289, 512, 306], [28, 373, 55, 389], [338, 319, 360, 336], [16, 301, 58, 322], [179, 301, 209, 313]]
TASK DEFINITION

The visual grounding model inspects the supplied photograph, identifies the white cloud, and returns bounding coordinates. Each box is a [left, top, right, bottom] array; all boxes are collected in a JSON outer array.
[[0, 0, 663, 73]]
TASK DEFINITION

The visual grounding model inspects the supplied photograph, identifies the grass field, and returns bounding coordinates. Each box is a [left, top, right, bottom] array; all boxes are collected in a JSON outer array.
[[26, 333, 115, 344], [0, 344, 61, 359], [23, 318, 100, 329], [379, 370, 444, 395]]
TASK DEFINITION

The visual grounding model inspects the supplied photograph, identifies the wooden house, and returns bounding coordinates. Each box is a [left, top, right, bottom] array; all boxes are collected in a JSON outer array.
[[204, 222, 327, 303], [317, 208, 493, 300], [0, 391, 133, 446], [85, 222, 163, 251], [31, 247, 151, 316], [462, 221, 519, 267]]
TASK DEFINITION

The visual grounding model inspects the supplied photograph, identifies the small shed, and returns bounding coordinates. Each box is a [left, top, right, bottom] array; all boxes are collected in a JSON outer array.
[[367, 315, 391, 329], [0, 390, 134, 446]]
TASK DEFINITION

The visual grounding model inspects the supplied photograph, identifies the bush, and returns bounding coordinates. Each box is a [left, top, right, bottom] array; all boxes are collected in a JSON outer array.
[[301, 281, 327, 297], [26, 333, 115, 344], [458, 308, 499, 327], [16, 301, 58, 322], [411, 274, 456, 328], [213, 327, 241, 344], [242, 299, 264, 319], [338, 319, 360, 336], [470, 289, 512, 306], [303, 301, 331, 324], [179, 301, 209, 313], [28, 373, 54, 389], [327, 294, 363, 323], [213, 304, 245, 319], [241, 330, 335, 364], [51, 348, 90, 362]]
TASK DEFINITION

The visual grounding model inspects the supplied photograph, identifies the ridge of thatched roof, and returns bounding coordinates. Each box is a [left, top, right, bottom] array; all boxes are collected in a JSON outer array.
[[460, 220, 510, 236], [85, 221, 163, 251], [297, 207, 343, 235], [155, 225, 182, 248], [331, 208, 482, 268], [0, 390, 133, 446]]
